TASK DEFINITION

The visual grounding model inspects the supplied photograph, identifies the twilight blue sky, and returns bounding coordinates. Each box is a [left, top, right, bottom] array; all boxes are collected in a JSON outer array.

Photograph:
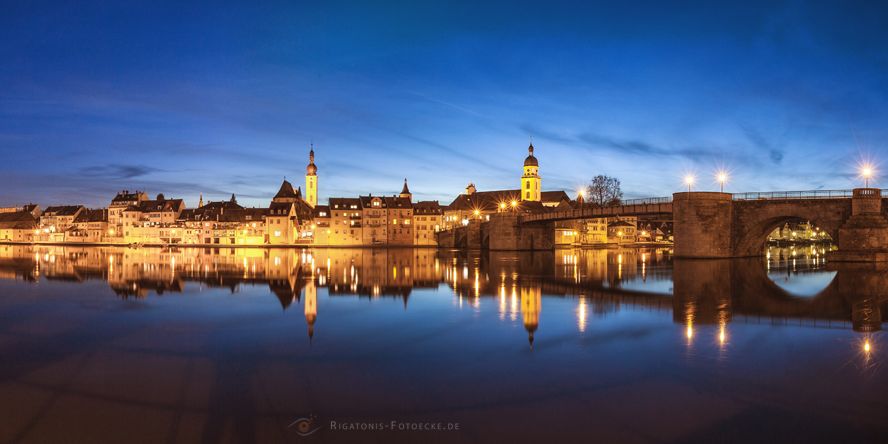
[[2, 1, 888, 208]]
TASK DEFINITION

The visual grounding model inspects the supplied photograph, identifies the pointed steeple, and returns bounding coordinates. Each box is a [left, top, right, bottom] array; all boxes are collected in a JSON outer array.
[[198, 193, 204, 208], [399, 178, 412, 200], [306, 143, 317, 175], [230, 193, 237, 204]]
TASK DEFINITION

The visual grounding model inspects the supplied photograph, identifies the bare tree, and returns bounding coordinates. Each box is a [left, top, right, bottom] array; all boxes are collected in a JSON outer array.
[[585, 175, 623, 207]]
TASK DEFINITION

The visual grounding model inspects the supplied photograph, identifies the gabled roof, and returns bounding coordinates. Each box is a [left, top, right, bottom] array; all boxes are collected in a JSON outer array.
[[268, 202, 294, 216], [413, 201, 443, 215], [74, 209, 108, 223], [292, 199, 315, 221], [274, 180, 301, 200], [313, 205, 330, 218], [111, 191, 146, 203], [384, 196, 412, 209], [330, 197, 362, 209], [131, 199, 184, 213], [43, 205, 84, 216], [199, 200, 244, 211], [0, 211, 37, 229]]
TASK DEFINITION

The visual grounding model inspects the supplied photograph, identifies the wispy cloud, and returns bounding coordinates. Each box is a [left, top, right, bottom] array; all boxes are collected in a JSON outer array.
[[79, 164, 161, 179]]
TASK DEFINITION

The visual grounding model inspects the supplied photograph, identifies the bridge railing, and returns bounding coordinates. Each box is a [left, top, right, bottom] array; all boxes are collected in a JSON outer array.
[[618, 196, 673, 205], [731, 190, 854, 200]]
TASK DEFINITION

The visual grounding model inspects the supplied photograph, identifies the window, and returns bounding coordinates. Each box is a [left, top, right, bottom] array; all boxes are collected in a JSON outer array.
[[274, 230, 282, 237]]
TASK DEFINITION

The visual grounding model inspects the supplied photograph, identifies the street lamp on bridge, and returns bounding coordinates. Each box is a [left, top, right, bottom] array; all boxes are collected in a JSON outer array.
[[684, 174, 695, 192], [860, 163, 875, 188], [716, 170, 728, 193]]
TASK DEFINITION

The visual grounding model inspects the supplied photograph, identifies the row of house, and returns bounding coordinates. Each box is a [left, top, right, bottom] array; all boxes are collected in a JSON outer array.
[[0, 143, 665, 247]]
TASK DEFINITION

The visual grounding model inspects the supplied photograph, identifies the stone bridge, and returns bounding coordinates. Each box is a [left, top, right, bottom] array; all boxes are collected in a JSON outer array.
[[438, 188, 888, 261]]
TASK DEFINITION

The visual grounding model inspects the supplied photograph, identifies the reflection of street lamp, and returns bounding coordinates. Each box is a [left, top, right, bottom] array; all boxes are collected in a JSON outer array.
[[684, 174, 695, 192], [860, 163, 875, 188], [716, 170, 728, 193]]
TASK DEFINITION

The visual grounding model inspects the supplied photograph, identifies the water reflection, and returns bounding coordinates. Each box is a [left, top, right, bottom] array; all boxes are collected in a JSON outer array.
[[2, 244, 887, 441], [0, 244, 885, 341]]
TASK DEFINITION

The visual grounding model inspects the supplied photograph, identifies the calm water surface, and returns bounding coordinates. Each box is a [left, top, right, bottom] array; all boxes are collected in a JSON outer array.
[[0, 244, 886, 443]]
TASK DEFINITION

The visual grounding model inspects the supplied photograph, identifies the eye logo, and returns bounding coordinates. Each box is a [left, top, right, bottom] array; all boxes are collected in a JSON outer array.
[[288, 415, 323, 437]]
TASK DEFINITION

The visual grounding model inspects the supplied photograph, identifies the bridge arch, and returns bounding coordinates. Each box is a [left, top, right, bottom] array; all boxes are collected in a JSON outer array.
[[731, 200, 851, 257]]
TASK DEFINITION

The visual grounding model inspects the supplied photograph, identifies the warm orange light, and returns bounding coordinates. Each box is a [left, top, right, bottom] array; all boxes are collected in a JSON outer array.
[[864, 339, 872, 353], [510, 200, 518, 208]]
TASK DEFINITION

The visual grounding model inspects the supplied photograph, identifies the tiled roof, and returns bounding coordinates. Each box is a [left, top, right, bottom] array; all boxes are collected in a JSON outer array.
[[384, 196, 412, 209], [0, 211, 38, 229], [313, 205, 330, 218], [74, 209, 108, 223], [413, 201, 443, 215], [43, 205, 84, 216], [274, 180, 301, 200], [132, 199, 184, 213], [111, 191, 146, 203], [330, 198, 362, 209]]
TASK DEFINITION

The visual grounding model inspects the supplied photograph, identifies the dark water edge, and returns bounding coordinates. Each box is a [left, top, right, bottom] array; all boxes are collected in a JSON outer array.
[[0, 244, 886, 443]]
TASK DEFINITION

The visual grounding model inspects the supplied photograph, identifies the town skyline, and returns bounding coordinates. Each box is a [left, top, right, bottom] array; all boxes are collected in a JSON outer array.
[[3, 1, 888, 208]]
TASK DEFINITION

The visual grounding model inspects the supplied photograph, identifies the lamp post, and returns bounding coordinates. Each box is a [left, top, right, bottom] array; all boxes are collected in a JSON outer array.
[[861, 164, 874, 188], [716, 171, 728, 193], [684, 174, 695, 193]]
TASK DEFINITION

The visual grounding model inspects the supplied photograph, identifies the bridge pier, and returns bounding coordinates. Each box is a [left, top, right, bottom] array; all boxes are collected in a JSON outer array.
[[673, 192, 734, 258], [828, 188, 888, 262], [488, 214, 554, 250]]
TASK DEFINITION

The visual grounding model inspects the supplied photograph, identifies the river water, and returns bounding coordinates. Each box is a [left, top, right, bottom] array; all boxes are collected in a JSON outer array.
[[0, 244, 885, 443]]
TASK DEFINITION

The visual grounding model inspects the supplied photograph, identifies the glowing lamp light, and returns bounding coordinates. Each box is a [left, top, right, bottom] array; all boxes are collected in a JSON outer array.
[[684, 174, 695, 192], [716, 170, 728, 192], [860, 163, 875, 188], [472, 209, 481, 217], [510, 200, 518, 208], [864, 339, 872, 353], [499, 202, 507, 210]]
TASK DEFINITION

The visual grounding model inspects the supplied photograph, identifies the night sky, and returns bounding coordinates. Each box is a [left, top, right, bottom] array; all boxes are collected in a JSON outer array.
[[2, 1, 888, 208]]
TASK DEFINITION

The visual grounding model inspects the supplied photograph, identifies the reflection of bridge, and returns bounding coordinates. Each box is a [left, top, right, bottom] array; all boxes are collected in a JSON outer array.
[[440, 188, 888, 261], [446, 251, 885, 332]]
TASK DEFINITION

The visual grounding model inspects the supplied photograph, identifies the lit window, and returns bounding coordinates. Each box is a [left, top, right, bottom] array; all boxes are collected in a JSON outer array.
[[274, 230, 282, 237]]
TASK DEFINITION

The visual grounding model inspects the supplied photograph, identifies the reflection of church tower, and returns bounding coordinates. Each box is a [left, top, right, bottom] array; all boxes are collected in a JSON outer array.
[[521, 142, 541, 202], [521, 287, 541, 348], [305, 145, 318, 208], [304, 279, 317, 341]]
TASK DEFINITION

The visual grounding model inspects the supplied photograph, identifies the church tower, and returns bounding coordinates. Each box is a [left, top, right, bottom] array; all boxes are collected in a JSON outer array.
[[521, 142, 541, 202], [305, 145, 318, 208]]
